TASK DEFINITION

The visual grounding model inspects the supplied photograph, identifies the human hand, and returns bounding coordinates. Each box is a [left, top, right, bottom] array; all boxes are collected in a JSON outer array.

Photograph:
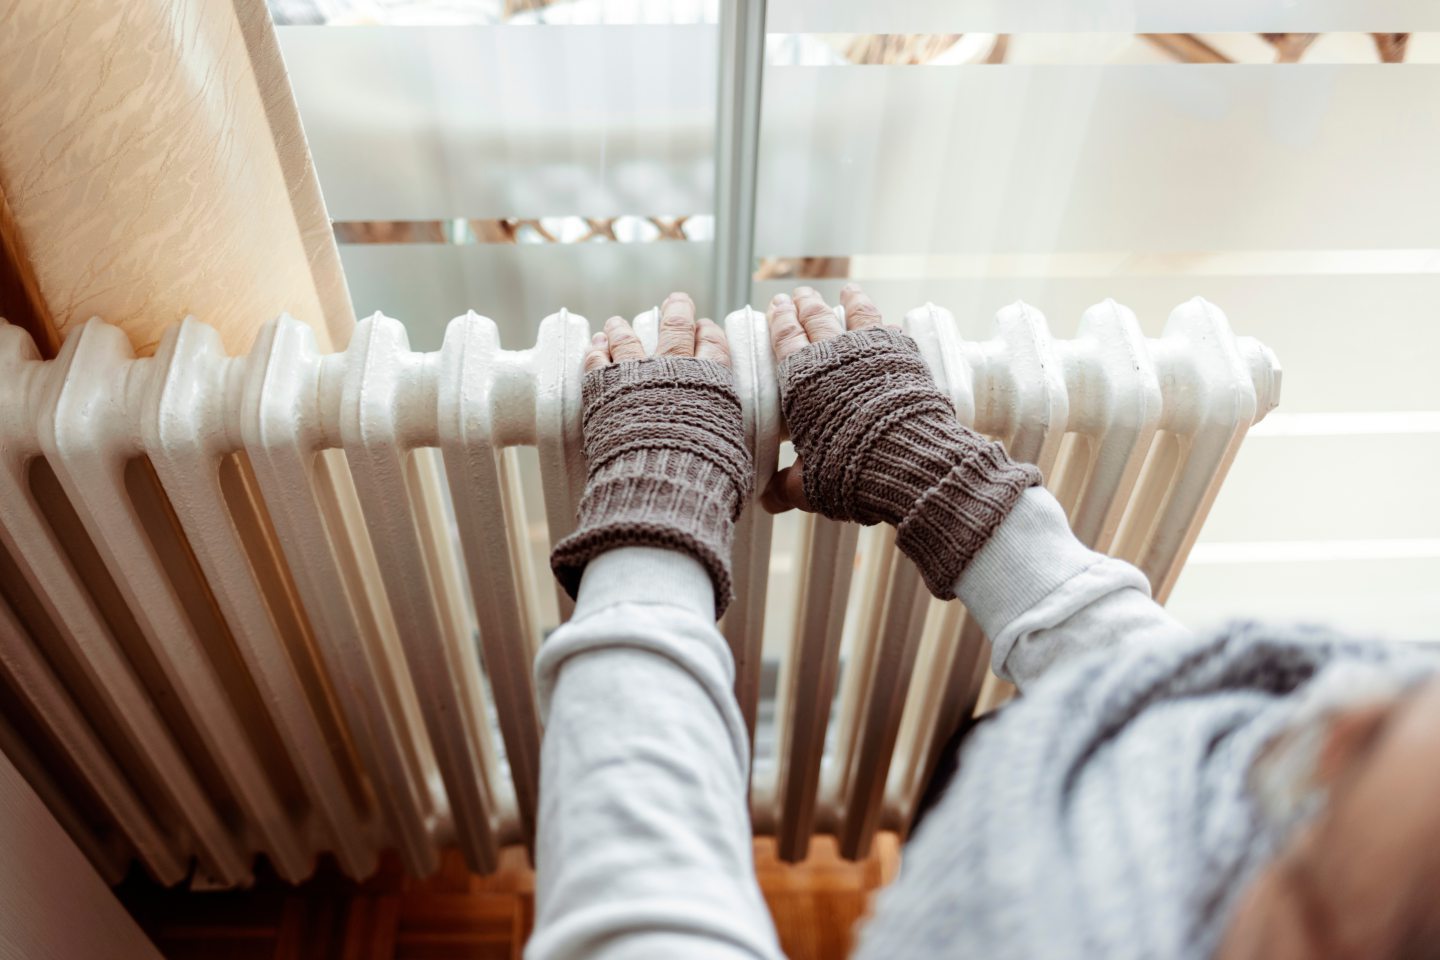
[[759, 283, 895, 513], [551, 293, 754, 617], [760, 283, 1041, 597]]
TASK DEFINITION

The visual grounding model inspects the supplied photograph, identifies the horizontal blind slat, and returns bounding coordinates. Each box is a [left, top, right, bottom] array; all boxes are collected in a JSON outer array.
[[277, 25, 717, 220], [766, 0, 1440, 34], [1169, 556, 1440, 641], [756, 65, 1440, 255], [1201, 435, 1440, 543]]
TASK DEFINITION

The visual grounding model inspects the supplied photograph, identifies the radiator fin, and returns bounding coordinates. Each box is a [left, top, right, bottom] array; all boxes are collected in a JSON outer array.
[[0, 298, 1279, 883]]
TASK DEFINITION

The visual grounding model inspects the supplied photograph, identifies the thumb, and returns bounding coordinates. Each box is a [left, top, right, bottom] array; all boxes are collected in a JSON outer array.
[[760, 459, 812, 514]]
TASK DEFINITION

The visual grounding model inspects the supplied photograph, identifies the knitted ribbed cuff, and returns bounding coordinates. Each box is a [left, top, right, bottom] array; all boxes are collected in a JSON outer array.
[[551, 357, 753, 618], [896, 439, 1042, 597], [778, 327, 1042, 597]]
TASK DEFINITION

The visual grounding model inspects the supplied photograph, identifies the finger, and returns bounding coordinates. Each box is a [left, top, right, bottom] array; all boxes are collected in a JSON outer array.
[[792, 285, 844, 342], [760, 461, 811, 514], [604, 315, 647, 362], [695, 317, 731, 367], [582, 331, 610, 373], [655, 291, 697, 357], [767, 293, 810, 362], [839, 282, 884, 330]]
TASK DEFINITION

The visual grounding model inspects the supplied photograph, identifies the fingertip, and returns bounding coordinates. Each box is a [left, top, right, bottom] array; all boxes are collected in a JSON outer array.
[[760, 465, 808, 514], [604, 315, 647, 360], [582, 340, 610, 372], [840, 286, 883, 330], [695, 319, 732, 368]]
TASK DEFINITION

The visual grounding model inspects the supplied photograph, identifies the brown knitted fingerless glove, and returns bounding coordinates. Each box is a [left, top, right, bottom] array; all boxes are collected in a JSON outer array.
[[778, 326, 1042, 598], [551, 357, 754, 617]]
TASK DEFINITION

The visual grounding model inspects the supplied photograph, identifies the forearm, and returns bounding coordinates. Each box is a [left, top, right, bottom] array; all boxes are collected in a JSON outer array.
[[953, 486, 1191, 691], [530, 547, 782, 960]]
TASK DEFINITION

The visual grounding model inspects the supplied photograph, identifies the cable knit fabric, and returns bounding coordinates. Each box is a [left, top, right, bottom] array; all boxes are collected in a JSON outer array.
[[777, 326, 1042, 596], [854, 623, 1440, 960], [551, 357, 753, 618]]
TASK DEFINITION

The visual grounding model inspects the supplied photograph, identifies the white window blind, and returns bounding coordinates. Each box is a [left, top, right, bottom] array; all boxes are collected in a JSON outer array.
[[747, 8, 1438, 642], [273, 1, 1439, 643]]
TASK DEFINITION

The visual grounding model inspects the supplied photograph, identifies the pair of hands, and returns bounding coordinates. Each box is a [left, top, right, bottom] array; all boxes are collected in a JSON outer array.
[[581, 284, 897, 517]]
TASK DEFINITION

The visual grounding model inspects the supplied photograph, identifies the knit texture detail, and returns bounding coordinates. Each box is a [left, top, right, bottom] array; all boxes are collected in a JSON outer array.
[[551, 357, 753, 617], [854, 623, 1440, 960], [778, 327, 1042, 596]]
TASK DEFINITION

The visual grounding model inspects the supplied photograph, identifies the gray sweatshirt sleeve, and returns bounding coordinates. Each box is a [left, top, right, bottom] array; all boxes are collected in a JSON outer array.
[[528, 486, 1186, 958], [530, 546, 785, 960], [954, 486, 1192, 692]]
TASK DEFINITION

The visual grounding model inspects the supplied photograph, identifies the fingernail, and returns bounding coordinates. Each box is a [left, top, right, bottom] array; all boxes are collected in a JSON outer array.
[[841, 282, 861, 294], [772, 293, 790, 305], [591, 332, 606, 345]]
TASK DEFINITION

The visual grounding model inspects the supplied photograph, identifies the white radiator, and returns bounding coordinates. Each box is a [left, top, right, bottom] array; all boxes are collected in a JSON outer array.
[[0, 297, 1280, 887]]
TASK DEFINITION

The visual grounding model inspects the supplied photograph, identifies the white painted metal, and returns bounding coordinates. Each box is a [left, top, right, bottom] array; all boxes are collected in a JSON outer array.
[[0, 296, 1278, 882], [720, 306, 782, 739]]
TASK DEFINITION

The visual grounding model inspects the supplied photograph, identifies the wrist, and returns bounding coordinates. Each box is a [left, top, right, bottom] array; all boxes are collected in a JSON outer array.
[[572, 546, 716, 622], [551, 357, 752, 618], [778, 326, 1042, 597], [894, 438, 1042, 596], [553, 454, 741, 615]]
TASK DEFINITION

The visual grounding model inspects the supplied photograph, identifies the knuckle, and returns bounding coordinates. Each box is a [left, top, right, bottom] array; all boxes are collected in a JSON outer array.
[[660, 313, 691, 330]]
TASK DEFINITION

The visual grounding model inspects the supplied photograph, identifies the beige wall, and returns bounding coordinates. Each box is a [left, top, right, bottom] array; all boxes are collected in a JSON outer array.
[[0, 747, 161, 960], [0, 0, 353, 357]]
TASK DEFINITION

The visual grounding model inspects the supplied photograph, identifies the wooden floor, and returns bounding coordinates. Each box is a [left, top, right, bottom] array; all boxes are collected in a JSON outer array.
[[115, 835, 902, 960]]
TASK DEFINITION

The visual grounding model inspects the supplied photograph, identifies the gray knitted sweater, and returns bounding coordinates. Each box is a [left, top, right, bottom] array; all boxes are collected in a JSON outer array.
[[857, 620, 1439, 959], [529, 486, 1440, 960]]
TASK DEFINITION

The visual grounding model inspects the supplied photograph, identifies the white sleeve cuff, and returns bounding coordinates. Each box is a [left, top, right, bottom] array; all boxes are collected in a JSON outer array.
[[572, 546, 717, 622], [953, 486, 1106, 635]]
